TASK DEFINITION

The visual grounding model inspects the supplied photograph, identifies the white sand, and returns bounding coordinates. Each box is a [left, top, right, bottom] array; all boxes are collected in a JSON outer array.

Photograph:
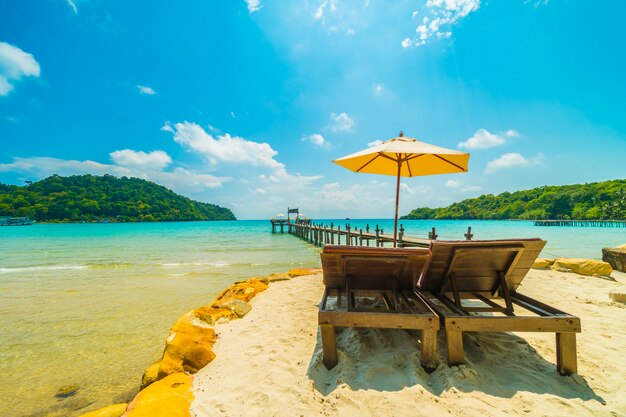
[[191, 269, 626, 417]]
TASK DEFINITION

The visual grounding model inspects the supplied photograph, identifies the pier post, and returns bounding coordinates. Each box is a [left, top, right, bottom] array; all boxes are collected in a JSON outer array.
[[337, 226, 341, 245], [346, 224, 351, 245], [375, 225, 380, 247], [428, 227, 438, 240], [359, 228, 363, 246], [330, 223, 335, 244], [464, 227, 473, 241], [366, 224, 370, 233], [398, 228, 404, 248]]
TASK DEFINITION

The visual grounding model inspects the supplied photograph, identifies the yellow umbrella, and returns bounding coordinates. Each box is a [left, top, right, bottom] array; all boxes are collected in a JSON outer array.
[[333, 132, 470, 247]]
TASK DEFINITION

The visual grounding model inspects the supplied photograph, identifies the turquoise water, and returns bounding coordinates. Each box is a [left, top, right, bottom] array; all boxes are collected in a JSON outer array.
[[0, 220, 623, 416]]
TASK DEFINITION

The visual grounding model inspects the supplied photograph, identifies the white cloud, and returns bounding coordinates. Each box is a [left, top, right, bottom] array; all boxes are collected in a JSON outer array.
[[168, 121, 284, 169], [0, 42, 41, 96], [137, 85, 156, 95], [485, 152, 543, 173], [445, 179, 461, 187], [458, 128, 507, 149], [372, 83, 386, 96], [400, 183, 416, 194], [302, 133, 329, 148], [461, 185, 482, 192], [367, 140, 383, 147], [403, 0, 480, 48], [505, 129, 520, 138], [329, 112, 355, 133], [67, 0, 78, 14], [0, 155, 225, 195], [245, 0, 262, 13], [110, 149, 172, 170]]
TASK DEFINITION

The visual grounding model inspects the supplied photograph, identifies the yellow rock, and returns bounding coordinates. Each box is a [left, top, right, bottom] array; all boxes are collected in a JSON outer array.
[[155, 278, 269, 380], [266, 272, 291, 282], [158, 313, 217, 379], [551, 258, 613, 277], [617, 243, 626, 249], [79, 404, 127, 417], [287, 268, 322, 277], [532, 258, 554, 269], [141, 361, 160, 390], [212, 278, 268, 303], [194, 306, 237, 325], [123, 373, 193, 417]]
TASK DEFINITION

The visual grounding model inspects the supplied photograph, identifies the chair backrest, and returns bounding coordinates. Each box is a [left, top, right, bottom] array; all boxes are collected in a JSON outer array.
[[416, 238, 546, 294], [321, 245, 431, 290]]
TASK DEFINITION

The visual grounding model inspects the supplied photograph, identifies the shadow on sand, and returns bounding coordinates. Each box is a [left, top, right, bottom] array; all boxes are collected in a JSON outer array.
[[307, 326, 605, 405]]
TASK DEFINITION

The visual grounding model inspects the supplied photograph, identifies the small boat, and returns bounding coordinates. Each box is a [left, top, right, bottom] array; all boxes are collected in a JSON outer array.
[[345, 217, 351, 220], [0, 216, 35, 226]]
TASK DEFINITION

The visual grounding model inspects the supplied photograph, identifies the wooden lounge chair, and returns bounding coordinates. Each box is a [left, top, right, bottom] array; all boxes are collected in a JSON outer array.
[[416, 238, 581, 375], [319, 245, 440, 372]]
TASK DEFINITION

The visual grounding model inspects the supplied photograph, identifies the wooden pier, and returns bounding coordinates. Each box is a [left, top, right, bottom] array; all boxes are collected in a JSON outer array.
[[534, 220, 626, 228]]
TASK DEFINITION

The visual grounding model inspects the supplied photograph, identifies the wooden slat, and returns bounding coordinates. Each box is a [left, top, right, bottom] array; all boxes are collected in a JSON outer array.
[[443, 316, 581, 332], [319, 310, 439, 330]]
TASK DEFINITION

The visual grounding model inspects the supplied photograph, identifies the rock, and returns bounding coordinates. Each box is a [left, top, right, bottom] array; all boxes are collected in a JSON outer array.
[[609, 291, 626, 303], [287, 268, 322, 277], [78, 404, 127, 417], [193, 306, 237, 326], [266, 272, 291, 282], [602, 247, 626, 273], [123, 373, 193, 417], [153, 278, 269, 380], [141, 361, 161, 390], [218, 299, 252, 318], [551, 258, 613, 277], [157, 313, 217, 379], [532, 258, 554, 269], [212, 278, 269, 303], [55, 384, 80, 398]]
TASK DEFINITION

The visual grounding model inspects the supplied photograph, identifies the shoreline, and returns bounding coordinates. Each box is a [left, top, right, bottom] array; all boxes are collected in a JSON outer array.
[[77, 263, 626, 417]]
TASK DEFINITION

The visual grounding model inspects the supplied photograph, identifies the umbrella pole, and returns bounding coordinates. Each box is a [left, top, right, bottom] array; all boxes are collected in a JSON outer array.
[[393, 161, 401, 248]]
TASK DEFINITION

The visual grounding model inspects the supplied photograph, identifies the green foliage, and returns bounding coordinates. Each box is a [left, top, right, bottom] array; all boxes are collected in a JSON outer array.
[[0, 174, 236, 222], [401, 179, 626, 220]]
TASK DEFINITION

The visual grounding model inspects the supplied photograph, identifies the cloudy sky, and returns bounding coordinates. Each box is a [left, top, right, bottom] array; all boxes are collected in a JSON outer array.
[[1, 0, 625, 219]]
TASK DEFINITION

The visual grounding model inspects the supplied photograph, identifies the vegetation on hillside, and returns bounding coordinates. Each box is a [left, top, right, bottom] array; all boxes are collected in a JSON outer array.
[[0, 174, 236, 222], [402, 179, 626, 220]]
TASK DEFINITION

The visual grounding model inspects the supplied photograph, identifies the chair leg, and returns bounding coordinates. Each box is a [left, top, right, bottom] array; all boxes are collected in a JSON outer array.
[[420, 329, 439, 372], [556, 332, 577, 375], [446, 330, 464, 366], [320, 324, 338, 369]]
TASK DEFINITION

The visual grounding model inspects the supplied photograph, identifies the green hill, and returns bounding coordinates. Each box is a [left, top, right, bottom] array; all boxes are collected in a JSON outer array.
[[0, 174, 236, 222], [402, 179, 626, 220]]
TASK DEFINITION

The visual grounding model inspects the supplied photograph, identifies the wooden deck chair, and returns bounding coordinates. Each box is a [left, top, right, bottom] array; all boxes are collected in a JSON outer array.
[[319, 245, 440, 372], [416, 238, 581, 375]]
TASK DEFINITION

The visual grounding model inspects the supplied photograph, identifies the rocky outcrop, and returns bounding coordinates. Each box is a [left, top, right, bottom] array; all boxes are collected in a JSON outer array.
[[156, 278, 269, 380], [123, 373, 193, 417], [287, 268, 322, 277], [602, 245, 626, 273], [79, 404, 128, 417], [532, 258, 555, 269], [551, 258, 613, 277], [140, 362, 161, 390]]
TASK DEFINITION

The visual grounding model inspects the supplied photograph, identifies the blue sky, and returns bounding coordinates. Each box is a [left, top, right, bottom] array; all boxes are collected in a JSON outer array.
[[1, 0, 625, 219]]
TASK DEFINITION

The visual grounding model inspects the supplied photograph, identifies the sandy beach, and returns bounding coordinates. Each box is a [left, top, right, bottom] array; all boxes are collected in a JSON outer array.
[[191, 268, 626, 417]]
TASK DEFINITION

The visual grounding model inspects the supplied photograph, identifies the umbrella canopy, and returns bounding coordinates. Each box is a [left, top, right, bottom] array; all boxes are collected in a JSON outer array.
[[333, 132, 469, 247]]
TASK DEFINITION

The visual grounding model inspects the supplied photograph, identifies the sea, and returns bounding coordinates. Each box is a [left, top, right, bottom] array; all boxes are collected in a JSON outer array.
[[1, 219, 624, 417]]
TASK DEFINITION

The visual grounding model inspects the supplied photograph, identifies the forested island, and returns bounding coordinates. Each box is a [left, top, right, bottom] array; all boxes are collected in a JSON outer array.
[[402, 179, 626, 220], [0, 174, 236, 222]]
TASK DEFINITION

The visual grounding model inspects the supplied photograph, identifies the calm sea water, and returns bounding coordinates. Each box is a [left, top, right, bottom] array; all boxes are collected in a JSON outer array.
[[0, 219, 623, 416]]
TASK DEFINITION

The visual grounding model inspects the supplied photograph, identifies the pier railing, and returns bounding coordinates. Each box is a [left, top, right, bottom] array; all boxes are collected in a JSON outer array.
[[534, 220, 626, 227]]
